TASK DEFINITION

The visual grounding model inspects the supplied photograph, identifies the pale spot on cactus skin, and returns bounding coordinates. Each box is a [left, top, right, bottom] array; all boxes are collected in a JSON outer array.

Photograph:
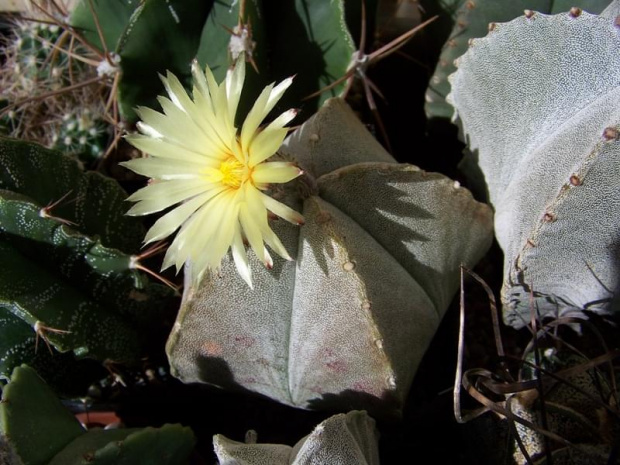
[[201, 341, 222, 356], [309, 133, 320, 143], [361, 300, 371, 311], [343, 261, 356, 271], [543, 212, 556, 223], [526, 239, 536, 248], [488, 22, 497, 32], [524, 10, 535, 19], [374, 339, 383, 349], [466, 1, 475, 10]]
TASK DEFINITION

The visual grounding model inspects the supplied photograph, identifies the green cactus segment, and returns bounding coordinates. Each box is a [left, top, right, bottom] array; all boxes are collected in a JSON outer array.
[[0, 137, 143, 253], [318, 162, 493, 314], [448, 10, 620, 326], [262, 0, 355, 111], [0, 240, 141, 361], [70, 0, 139, 54], [0, 365, 85, 465], [0, 138, 173, 384], [48, 424, 195, 465], [0, 308, 103, 395], [115, 0, 211, 121], [214, 411, 380, 465], [196, 0, 266, 81], [425, 0, 610, 121], [281, 98, 395, 180], [167, 98, 493, 413], [197, 0, 355, 117]]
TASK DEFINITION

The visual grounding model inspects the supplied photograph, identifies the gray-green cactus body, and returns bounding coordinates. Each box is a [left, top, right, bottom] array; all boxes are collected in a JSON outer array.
[[214, 410, 380, 465], [0, 138, 173, 389], [166, 98, 494, 414], [425, 0, 611, 121], [447, 6, 620, 327], [0, 365, 195, 465]]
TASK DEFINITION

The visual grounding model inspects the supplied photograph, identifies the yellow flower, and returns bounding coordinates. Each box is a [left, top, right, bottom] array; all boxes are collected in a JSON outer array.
[[121, 58, 304, 288]]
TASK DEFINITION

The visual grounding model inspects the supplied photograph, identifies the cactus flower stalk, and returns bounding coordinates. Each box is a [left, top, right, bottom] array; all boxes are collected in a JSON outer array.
[[121, 57, 304, 287]]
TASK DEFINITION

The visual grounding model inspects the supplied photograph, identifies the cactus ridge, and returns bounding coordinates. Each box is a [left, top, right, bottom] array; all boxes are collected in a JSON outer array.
[[447, 7, 620, 326]]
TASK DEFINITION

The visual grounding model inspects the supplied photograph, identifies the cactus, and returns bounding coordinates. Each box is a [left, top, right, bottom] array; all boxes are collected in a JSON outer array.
[[447, 4, 620, 327], [0, 10, 110, 166], [70, 0, 358, 122], [0, 365, 195, 465], [0, 137, 174, 392], [165, 98, 494, 415], [424, 0, 611, 122], [511, 352, 619, 464], [214, 410, 380, 465]]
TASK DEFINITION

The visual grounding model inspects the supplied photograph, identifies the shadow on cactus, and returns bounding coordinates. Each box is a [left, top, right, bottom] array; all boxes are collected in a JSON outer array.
[[0, 137, 176, 395]]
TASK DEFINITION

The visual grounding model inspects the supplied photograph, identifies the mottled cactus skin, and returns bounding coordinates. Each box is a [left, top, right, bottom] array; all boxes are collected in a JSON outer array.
[[166, 98, 494, 415], [0, 138, 173, 392], [0, 365, 195, 465], [425, 0, 610, 121], [214, 410, 380, 465], [447, 4, 620, 328]]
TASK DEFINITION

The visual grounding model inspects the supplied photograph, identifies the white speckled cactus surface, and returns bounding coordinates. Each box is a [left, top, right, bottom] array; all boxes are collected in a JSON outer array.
[[448, 2, 620, 328], [214, 410, 380, 465], [166, 98, 494, 414]]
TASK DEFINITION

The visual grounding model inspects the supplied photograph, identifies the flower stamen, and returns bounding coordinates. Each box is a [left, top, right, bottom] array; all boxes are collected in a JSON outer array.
[[219, 156, 247, 189]]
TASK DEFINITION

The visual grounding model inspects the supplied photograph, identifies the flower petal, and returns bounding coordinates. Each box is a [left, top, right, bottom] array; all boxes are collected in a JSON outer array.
[[231, 225, 253, 288], [260, 192, 305, 225], [126, 180, 211, 216], [239, 83, 273, 149], [144, 188, 226, 244], [226, 58, 245, 124], [125, 135, 220, 166], [120, 157, 210, 180], [252, 162, 303, 184], [248, 127, 288, 167]]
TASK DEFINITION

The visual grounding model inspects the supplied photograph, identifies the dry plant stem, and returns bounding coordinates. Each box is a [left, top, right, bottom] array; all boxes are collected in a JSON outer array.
[[0, 75, 106, 117], [528, 291, 553, 464], [454, 265, 491, 423], [521, 317, 619, 408]]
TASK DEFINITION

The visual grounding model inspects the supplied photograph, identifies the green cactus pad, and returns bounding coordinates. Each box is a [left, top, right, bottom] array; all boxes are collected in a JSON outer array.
[[0, 138, 174, 386], [0, 137, 143, 253], [166, 98, 493, 414], [425, 0, 611, 121], [214, 410, 380, 465], [447, 7, 620, 327], [48, 424, 195, 465], [0, 365, 85, 465], [70, 0, 139, 54]]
